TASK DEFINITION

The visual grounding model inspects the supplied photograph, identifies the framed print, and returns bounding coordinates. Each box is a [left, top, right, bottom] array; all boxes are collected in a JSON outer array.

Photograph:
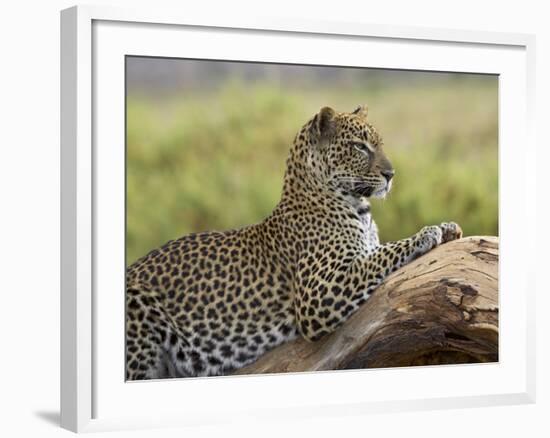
[[60, 5, 536, 433]]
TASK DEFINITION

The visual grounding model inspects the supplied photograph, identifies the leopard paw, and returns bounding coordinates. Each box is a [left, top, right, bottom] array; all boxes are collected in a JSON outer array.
[[439, 222, 463, 243], [415, 225, 443, 253]]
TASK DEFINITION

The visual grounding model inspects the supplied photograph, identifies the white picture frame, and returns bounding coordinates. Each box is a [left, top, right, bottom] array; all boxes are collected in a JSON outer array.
[[60, 4, 536, 433]]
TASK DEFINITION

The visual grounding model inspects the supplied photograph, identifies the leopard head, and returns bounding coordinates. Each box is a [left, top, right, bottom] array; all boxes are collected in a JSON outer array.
[[290, 105, 394, 199]]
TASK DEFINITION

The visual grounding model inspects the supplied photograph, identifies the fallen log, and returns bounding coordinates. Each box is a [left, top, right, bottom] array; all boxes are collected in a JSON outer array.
[[235, 236, 498, 374]]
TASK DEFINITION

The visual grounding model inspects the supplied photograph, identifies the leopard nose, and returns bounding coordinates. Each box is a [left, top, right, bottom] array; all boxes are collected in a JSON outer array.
[[381, 169, 395, 182]]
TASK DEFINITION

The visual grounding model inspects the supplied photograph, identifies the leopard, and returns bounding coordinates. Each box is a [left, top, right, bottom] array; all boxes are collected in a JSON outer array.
[[126, 105, 462, 380]]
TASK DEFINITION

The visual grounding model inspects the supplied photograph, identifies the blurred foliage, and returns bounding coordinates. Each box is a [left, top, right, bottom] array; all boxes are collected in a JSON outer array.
[[126, 77, 498, 265]]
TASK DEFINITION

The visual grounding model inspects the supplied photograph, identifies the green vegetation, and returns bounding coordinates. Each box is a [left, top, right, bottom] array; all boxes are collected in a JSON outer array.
[[126, 79, 498, 264]]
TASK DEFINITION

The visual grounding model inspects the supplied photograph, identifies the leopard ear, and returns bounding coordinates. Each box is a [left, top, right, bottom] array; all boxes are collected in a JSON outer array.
[[352, 104, 368, 117], [310, 106, 336, 141]]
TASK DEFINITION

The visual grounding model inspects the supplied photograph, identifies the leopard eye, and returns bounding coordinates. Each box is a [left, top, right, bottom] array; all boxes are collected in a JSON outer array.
[[352, 142, 370, 153]]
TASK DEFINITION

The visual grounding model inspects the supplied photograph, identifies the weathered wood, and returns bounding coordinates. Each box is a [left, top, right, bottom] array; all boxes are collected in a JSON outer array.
[[235, 236, 498, 375]]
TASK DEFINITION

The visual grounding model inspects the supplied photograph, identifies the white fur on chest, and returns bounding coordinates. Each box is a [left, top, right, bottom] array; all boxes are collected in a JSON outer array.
[[345, 196, 380, 253]]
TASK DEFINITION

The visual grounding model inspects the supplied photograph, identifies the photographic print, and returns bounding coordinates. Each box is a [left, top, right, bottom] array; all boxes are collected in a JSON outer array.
[[125, 57, 498, 380]]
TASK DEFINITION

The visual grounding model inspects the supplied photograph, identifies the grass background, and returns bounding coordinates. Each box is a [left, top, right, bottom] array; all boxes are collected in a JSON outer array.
[[126, 60, 498, 265]]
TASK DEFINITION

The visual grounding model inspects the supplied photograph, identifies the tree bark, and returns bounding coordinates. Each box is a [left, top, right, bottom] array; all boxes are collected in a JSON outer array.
[[235, 236, 498, 375]]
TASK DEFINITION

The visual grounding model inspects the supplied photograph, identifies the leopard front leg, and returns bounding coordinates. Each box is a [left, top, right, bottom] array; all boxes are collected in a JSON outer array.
[[294, 221, 462, 341]]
